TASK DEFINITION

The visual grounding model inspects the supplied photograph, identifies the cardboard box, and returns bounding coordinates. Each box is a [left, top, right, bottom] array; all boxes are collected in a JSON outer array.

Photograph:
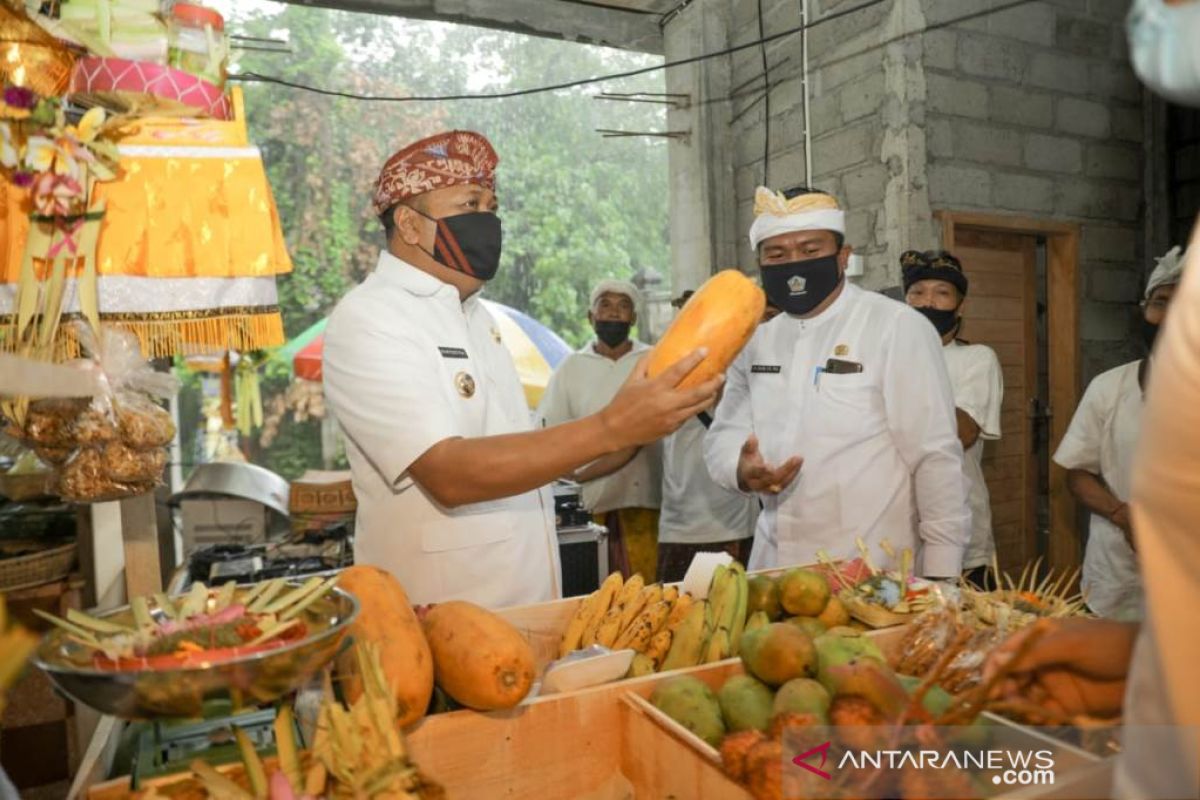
[[179, 498, 267, 553]]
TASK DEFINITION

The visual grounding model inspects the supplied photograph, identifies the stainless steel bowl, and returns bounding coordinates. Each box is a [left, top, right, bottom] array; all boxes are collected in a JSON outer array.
[[33, 584, 357, 720]]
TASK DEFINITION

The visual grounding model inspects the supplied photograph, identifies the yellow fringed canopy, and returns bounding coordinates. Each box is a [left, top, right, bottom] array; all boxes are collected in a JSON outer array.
[[1, 88, 292, 357]]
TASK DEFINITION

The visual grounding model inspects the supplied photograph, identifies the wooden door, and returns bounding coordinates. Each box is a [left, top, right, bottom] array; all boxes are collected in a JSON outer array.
[[951, 228, 1039, 573], [941, 211, 1081, 576]]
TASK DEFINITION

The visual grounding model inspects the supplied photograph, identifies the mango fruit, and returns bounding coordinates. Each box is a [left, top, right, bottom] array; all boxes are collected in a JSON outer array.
[[785, 616, 828, 639], [823, 658, 910, 722], [745, 610, 771, 635], [776, 569, 830, 617], [813, 628, 886, 695], [717, 674, 775, 733], [816, 595, 851, 628], [746, 575, 782, 621], [740, 622, 817, 687], [773, 677, 831, 723], [651, 676, 726, 748]]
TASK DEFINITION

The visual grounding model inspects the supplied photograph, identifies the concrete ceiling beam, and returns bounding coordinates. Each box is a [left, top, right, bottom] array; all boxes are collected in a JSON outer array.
[[275, 0, 666, 53]]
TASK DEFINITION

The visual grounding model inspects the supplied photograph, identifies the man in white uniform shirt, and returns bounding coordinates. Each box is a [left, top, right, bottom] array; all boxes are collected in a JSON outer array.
[[655, 289, 760, 583], [537, 279, 662, 578], [704, 186, 969, 577], [902, 250, 1004, 587], [1053, 246, 1185, 620], [323, 131, 721, 607]]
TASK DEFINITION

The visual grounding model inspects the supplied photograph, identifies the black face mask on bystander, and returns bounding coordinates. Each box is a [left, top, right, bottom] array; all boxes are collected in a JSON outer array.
[[594, 320, 632, 348]]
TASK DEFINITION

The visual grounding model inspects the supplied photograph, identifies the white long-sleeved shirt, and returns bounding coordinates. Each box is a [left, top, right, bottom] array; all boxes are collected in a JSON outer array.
[[323, 251, 561, 608], [536, 341, 662, 515], [703, 282, 970, 577]]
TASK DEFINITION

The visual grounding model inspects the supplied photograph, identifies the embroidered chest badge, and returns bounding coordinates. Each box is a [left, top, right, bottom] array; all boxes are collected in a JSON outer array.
[[455, 371, 476, 398], [834, 344, 849, 357]]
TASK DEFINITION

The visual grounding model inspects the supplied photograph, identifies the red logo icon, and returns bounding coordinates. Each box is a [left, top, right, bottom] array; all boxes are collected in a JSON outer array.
[[792, 740, 833, 780]]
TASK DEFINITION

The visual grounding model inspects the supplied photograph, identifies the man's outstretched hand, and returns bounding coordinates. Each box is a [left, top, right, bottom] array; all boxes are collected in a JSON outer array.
[[736, 434, 802, 494]]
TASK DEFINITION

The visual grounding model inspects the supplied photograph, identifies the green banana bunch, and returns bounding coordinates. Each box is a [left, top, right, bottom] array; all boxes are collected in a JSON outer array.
[[728, 563, 749, 656], [703, 562, 749, 662], [661, 600, 710, 671]]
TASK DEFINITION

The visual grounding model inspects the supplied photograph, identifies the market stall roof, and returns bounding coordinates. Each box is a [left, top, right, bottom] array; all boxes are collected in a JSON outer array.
[[275, 0, 670, 53]]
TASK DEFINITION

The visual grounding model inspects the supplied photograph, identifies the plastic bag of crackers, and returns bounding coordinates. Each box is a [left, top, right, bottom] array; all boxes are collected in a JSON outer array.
[[20, 325, 178, 503]]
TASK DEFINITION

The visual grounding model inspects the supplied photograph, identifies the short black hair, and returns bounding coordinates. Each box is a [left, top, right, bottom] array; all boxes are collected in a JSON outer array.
[[378, 196, 430, 240], [767, 185, 845, 250], [379, 204, 399, 238]]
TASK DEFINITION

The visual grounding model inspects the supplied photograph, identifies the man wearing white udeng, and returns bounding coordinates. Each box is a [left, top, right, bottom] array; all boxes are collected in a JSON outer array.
[[704, 186, 969, 578]]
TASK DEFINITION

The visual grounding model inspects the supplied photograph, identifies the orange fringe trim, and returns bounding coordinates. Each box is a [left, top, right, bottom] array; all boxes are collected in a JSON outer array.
[[1, 310, 285, 359]]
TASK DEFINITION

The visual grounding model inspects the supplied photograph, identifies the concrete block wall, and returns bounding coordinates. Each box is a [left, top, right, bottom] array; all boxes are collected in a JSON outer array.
[[920, 0, 1148, 380]]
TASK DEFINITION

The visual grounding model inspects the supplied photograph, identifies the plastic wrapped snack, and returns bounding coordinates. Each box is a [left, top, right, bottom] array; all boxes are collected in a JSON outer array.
[[24, 399, 90, 446], [892, 608, 964, 677], [33, 445, 74, 465], [102, 441, 168, 484], [116, 394, 176, 449], [72, 403, 120, 445], [58, 447, 156, 503], [16, 325, 180, 504]]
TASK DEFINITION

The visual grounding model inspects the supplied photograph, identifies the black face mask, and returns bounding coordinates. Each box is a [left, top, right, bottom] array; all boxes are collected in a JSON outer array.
[[915, 306, 961, 338], [415, 210, 503, 281], [594, 320, 632, 348], [1139, 317, 1160, 353], [760, 254, 843, 315]]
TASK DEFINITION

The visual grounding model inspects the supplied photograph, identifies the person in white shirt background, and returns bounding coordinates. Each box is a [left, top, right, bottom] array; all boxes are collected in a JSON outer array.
[[323, 130, 721, 608], [703, 185, 969, 578], [1052, 246, 1184, 621], [654, 289, 760, 583], [537, 279, 663, 580], [902, 249, 1004, 589]]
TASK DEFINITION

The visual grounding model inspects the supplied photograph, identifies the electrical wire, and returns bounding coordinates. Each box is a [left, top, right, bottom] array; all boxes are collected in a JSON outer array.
[[229, 0, 1040, 105], [230, 0, 889, 101], [757, 0, 771, 185]]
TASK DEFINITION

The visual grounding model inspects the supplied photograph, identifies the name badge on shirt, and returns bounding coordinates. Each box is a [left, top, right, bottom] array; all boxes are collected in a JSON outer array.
[[438, 346, 469, 359], [751, 365, 782, 374]]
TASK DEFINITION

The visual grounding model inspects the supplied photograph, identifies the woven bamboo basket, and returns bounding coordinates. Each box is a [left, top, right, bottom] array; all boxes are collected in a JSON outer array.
[[0, 539, 76, 592]]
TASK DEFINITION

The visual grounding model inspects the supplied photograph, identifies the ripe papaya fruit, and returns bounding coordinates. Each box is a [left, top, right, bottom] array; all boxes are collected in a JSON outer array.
[[335, 565, 433, 727], [423, 601, 536, 711], [646, 269, 766, 388]]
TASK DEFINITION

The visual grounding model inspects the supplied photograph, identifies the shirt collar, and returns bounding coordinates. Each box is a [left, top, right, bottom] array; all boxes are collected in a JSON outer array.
[[580, 339, 650, 359], [373, 249, 460, 301]]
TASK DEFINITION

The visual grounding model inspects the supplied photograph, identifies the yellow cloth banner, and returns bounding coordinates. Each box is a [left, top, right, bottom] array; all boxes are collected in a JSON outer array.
[[1, 149, 292, 283]]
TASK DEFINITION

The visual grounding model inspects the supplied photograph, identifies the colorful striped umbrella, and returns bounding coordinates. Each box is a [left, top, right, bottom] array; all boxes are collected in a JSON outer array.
[[284, 301, 570, 409]]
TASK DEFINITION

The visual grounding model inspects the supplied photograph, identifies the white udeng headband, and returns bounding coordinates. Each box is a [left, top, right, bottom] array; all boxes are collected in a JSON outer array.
[[749, 209, 846, 250]]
